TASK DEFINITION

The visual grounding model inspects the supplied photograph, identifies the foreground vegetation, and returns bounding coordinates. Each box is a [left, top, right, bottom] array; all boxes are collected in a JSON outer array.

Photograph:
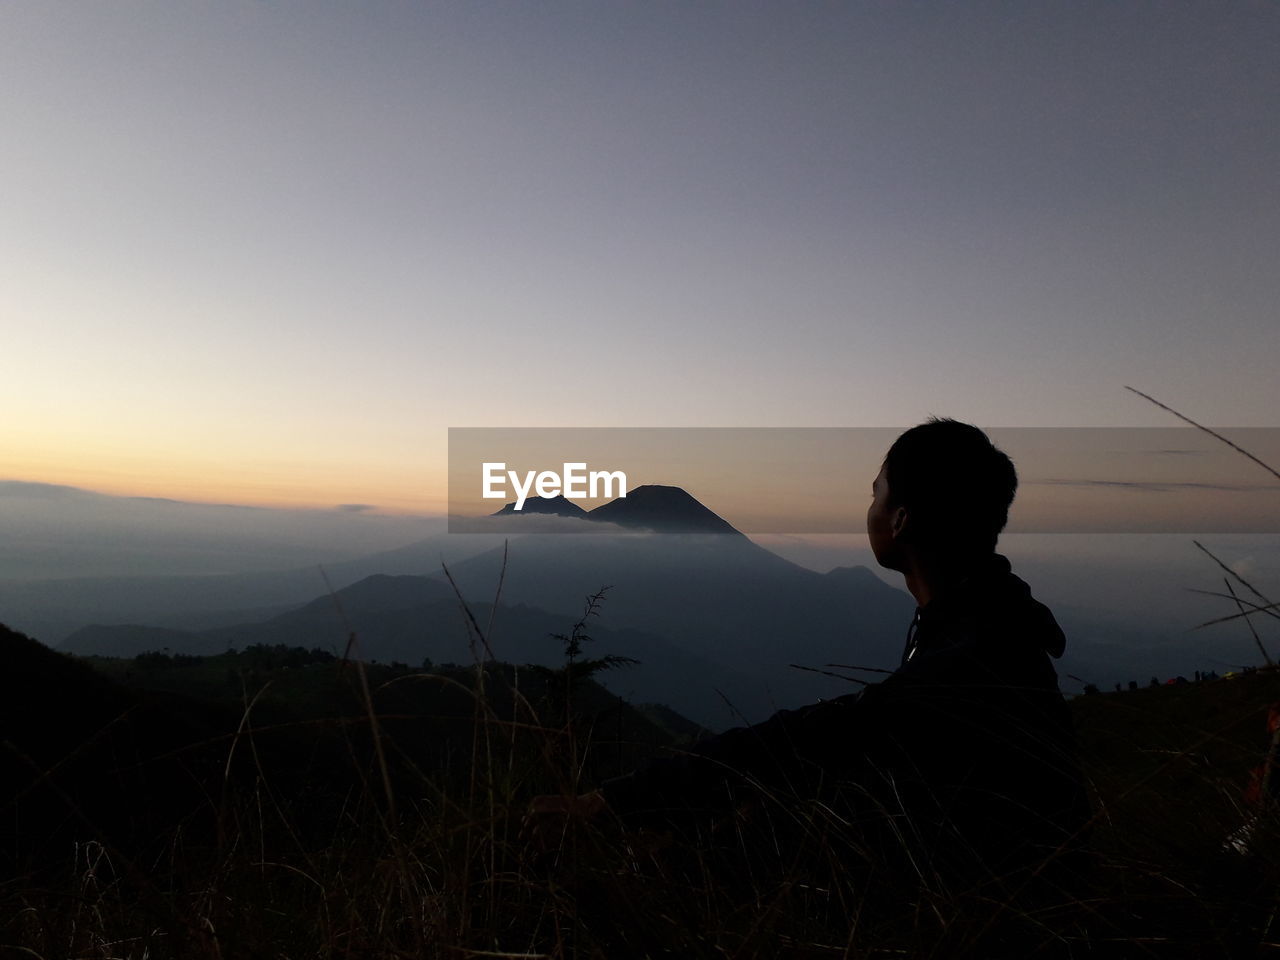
[[5, 615, 1280, 959]]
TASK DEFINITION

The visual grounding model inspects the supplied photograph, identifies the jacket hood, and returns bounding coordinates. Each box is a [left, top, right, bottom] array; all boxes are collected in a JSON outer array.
[[919, 553, 1067, 659]]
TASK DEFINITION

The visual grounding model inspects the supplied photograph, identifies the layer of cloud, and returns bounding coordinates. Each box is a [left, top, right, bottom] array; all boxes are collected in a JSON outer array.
[[1031, 479, 1279, 493]]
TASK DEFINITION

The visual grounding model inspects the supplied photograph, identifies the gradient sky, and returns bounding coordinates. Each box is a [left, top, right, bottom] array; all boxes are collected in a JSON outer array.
[[3, 3, 1278, 513]]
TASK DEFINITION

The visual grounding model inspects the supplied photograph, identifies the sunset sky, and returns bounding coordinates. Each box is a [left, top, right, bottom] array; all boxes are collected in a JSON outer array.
[[3, 3, 1277, 515]]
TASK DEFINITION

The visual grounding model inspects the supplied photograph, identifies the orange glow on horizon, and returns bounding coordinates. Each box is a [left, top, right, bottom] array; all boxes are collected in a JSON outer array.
[[2, 457, 449, 516]]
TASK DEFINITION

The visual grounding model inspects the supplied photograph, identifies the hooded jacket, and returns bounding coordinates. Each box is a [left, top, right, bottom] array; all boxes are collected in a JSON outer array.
[[599, 554, 1090, 886]]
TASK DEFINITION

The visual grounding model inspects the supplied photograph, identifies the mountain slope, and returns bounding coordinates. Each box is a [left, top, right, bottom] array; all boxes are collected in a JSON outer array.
[[424, 530, 914, 721], [52, 488, 917, 726], [63, 575, 761, 728], [0, 531, 505, 644]]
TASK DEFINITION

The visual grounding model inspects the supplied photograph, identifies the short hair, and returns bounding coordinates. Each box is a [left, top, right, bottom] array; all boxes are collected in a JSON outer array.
[[881, 418, 1017, 553]]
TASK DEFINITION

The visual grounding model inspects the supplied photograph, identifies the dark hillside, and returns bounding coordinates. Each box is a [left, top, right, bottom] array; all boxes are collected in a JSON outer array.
[[0, 622, 234, 872], [87, 647, 686, 788], [1067, 669, 1280, 948], [9, 618, 1280, 955], [5, 621, 688, 882]]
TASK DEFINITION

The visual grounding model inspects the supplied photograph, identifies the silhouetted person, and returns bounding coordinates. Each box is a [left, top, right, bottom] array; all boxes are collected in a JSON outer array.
[[1129, 679, 1139, 691], [568, 420, 1090, 917]]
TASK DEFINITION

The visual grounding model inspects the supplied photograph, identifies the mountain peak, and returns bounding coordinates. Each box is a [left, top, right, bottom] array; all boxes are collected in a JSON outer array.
[[588, 485, 740, 535], [491, 495, 589, 519]]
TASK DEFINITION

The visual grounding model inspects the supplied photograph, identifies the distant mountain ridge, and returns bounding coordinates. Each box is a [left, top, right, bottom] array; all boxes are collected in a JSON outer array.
[[64, 484, 917, 726], [9, 481, 1218, 698], [0, 530, 508, 643]]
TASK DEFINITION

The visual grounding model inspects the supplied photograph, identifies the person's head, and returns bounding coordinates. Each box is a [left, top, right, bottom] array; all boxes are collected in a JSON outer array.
[[866, 418, 1016, 571]]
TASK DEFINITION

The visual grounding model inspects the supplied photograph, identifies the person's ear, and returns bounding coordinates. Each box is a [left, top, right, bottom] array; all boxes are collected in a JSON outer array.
[[890, 506, 909, 540]]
